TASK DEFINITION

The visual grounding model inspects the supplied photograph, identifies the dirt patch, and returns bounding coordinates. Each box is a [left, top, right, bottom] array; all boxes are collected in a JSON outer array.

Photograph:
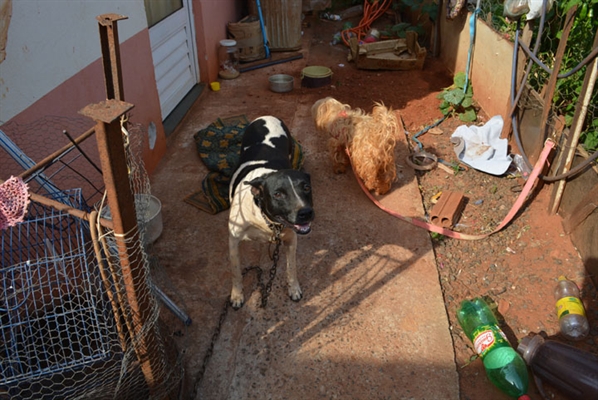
[[301, 13, 597, 400]]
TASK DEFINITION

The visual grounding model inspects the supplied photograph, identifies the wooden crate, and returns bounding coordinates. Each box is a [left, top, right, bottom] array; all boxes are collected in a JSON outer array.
[[349, 31, 426, 71]]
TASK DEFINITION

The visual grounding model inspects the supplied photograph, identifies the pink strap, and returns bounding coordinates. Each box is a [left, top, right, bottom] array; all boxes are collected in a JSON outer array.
[[352, 140, 555, 240]]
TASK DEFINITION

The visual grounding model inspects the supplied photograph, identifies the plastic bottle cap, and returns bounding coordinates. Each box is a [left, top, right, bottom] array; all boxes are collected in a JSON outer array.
[[518, 395, 531, 400], [220, 39, 237, 47]]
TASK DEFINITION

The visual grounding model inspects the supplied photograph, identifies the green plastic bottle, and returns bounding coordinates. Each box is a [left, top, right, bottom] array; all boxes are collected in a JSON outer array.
[[457, 298, 530, 399]]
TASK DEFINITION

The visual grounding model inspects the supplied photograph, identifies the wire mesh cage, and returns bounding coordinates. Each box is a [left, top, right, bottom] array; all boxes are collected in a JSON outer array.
[[1, 189, 119, 398], [0, 116, 104, 207]]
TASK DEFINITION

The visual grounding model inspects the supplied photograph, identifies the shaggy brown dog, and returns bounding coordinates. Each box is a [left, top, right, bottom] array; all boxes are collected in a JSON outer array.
[[311, 97, 401, 195]]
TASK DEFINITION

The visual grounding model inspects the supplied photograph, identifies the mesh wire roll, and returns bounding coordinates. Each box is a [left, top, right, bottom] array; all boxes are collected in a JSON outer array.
[[1, 120, 184, 399]]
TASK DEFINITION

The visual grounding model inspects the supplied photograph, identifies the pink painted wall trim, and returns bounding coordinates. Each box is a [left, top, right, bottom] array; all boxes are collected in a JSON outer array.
[[3, 29, 166, 175]]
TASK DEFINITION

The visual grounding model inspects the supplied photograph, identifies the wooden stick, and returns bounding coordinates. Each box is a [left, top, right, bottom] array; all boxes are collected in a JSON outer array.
[[549, 27, 598, 214]]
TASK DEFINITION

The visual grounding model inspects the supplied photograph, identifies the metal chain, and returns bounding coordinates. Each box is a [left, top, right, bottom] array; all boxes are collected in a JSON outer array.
[[190, 229, 282, 400], [261, 233, 281, 307], [191, 296, 229, 400]]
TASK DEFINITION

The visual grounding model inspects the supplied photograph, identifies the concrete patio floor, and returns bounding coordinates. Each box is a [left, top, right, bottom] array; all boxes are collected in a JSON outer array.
[[149, 15, 459, 400]]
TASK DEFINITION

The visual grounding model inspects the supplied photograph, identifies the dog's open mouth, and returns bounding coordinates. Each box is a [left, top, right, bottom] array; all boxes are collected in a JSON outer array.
[[293, 223, 312, 235], [275, 217, 312, 235]]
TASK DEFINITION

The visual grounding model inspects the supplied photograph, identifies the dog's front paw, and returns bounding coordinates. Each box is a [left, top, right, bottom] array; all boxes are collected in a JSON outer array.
[[230, 290, 245, 310], [288, 284, 303, 302]]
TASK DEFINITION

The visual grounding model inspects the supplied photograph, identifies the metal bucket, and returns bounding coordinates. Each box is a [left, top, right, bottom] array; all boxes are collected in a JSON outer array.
[[98, 194, 163, 245]]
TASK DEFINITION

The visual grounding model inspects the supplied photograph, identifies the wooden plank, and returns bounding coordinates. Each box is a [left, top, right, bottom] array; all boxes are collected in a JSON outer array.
[[562, 182, 598, 234]]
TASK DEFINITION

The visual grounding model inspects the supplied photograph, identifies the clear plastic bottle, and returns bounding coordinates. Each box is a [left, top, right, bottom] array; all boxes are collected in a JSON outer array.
[[457, 297, 530, 399], [554, 276, 589, 340], [517, 332, 598, 400], [218, 39, 239, 80]]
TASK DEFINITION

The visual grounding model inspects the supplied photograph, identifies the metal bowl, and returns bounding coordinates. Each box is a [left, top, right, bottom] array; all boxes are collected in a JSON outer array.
[[269, 74, 294, 93]]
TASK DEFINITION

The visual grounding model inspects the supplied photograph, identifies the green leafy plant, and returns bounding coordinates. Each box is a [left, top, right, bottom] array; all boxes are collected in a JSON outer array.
[[529, 0, 598, 152], [583, 118, 598, 152], [430, 231, 445, 241], [380, 0, 437, 41], [399, 0, 439, 22], [437, 72, 477, 122]]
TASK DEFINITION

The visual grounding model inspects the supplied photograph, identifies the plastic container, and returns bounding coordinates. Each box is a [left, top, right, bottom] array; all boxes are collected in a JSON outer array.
[[301, 66, 332, 88], [554, 276, 589, 340], [218, 39, 240, 80], [517, 332, 598, 400], [457, 298, 530, 399]]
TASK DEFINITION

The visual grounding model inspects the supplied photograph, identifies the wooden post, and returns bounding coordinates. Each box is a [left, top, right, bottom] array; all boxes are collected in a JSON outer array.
[[549, 27, 598, 214]]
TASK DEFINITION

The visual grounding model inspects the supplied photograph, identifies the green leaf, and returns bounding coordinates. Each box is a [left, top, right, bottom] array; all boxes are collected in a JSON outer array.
[[562, 0, 581, 14], [459, 108, 477, 122], [407, 25, 426, 36], [581, 129, 598, 152], [461, 96, 473, 108], [580, 3, 588, 19], [401, 0, 419, 8], [439, 100, 450, 109], [445, 89, 465, 105], [465, 84, 474, 96], [454, 72, 467, 89], [391, 23, 410, 34], [422, 4, 438, 21]]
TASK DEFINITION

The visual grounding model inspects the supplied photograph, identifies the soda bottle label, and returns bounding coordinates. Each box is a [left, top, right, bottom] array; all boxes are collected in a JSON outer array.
[[472, 324, 509, 359], [556, 296, 586, 318]]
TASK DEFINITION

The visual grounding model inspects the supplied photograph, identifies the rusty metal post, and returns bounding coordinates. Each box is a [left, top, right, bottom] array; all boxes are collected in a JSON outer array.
[[97, 14, 128, 101], [79, 99, 164, 394]]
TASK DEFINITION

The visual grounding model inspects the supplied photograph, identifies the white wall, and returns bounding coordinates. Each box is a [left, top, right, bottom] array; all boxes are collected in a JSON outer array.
[[0, 0, 148, 123]]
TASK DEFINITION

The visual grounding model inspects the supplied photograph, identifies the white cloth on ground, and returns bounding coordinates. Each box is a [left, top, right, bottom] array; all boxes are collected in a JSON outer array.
[[450, 115, 512, 175]]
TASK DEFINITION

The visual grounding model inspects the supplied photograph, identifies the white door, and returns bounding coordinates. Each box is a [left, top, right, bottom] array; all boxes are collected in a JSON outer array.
[[146, 0, 199, 120]]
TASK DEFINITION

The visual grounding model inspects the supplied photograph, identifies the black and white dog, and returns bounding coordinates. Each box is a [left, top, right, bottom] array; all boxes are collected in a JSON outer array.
[[228, 116, 314, 309]]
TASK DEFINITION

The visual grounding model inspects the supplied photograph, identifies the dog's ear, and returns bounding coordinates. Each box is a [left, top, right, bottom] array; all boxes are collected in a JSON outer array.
[[245, 176, 265, 198]]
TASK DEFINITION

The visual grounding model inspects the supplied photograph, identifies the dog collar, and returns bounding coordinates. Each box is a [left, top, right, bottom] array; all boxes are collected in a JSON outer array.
[[260, 210, 283, 241], [253, 196, 284, 239]]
